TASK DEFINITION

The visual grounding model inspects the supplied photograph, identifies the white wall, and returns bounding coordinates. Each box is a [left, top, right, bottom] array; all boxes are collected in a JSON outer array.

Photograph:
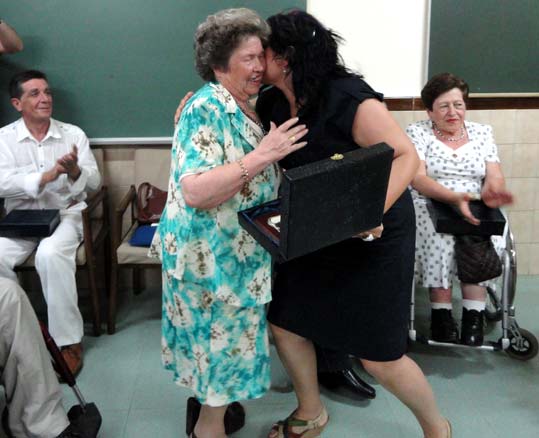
[[307, 0, 429, 97]]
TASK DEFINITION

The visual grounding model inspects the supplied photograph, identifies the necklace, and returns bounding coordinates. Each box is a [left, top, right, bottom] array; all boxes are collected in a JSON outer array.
[[238, 101, 267, 134], [432, 121, 466, 142]]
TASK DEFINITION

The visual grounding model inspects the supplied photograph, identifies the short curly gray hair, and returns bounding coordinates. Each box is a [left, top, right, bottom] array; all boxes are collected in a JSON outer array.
[[194, 8, 270, 82]]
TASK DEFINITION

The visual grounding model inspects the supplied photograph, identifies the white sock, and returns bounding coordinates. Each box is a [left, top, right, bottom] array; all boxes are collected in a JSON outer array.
[[462, 299, 486, 312], [431, 302, 452, 310]]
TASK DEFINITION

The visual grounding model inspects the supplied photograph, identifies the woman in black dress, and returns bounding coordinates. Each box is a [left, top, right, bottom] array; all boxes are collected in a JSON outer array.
[[258, 11, 450, 438]]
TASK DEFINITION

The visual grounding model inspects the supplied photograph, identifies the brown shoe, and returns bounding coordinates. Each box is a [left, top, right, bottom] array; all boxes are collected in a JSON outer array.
[[60, 343, 83, 378]]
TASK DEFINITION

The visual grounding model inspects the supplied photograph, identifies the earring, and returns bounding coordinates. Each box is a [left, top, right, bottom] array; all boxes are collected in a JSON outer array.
[[282, 68, 289, 75]]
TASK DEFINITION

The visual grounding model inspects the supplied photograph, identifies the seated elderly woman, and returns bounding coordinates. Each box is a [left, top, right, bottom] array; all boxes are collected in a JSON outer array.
[[148, 8, 307, 438], [407, 72, 513, 346]]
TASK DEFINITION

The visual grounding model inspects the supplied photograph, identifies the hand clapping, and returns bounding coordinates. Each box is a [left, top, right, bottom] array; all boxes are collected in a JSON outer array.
[[56, 145, 81, 180]]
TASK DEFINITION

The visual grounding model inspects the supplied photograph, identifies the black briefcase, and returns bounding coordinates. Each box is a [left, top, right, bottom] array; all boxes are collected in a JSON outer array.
[[0, 209, 60, 238], [426, 199, 505, 236], [238, 143, 394, 261]]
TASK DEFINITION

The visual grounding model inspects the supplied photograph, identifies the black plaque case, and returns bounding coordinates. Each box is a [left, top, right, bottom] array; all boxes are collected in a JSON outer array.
[[238, 143, 394, 261], [426, 199, 506, 236], [0, 209, 61, 238]]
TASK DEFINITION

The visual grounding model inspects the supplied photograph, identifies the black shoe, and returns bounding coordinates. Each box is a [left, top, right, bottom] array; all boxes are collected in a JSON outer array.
[[318, 368, 376, 399], [56, 423, 83, 437], [431, 309, 459, 343], [185, 397, 245, 436], [461, 309, 484, 346]]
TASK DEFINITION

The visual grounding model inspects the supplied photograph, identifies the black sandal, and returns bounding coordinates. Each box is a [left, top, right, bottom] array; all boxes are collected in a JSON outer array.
[[185, 397, 245, 436]]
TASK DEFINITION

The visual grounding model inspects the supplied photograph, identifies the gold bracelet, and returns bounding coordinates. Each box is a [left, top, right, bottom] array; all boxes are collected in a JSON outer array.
[[237, 159, 249, 187]]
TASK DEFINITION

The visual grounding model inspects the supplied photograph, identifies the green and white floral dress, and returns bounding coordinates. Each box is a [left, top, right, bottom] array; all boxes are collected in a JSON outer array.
[[149, 83, 278, 406]]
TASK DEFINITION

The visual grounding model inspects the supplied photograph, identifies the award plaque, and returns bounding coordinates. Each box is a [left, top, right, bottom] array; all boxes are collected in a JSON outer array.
[[0, 209, 61, 238], [238, 142, 394, 261], [427, 199, 506, 236]]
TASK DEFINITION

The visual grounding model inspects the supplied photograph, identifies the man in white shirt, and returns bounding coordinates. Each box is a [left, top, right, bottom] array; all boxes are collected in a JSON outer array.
[[0, 70, 101, 376]]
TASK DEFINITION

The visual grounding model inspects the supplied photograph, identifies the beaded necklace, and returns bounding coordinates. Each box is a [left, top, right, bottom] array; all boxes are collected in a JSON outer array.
[[238, 101, 267, 134], [432, 121, 466, 142]]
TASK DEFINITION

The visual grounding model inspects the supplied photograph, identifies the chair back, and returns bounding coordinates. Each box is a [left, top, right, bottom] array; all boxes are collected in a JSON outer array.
[[134, 148, 171, 191], [89, 148, 106, 219]]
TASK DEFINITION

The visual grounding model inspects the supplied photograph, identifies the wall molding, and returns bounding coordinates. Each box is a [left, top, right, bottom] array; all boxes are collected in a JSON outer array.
[[386, 96, 539, 111]]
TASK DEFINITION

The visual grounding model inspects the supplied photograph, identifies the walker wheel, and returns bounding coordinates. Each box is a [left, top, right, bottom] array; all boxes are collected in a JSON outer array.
[[506, 328, 539, 361]]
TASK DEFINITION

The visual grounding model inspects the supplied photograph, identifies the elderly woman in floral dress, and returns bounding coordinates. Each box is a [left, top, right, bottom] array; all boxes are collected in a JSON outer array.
[[149, 8, 307, 438]]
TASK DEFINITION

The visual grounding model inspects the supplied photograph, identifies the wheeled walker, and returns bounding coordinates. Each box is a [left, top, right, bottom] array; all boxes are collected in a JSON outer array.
[[408, 225, 538, 361]]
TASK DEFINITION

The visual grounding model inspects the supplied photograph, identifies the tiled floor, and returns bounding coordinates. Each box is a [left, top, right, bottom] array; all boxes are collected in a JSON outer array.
[[2, 276, 539, 437]]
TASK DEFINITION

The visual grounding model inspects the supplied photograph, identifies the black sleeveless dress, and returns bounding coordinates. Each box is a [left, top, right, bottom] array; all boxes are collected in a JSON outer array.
[[257, 77, 415, 361]]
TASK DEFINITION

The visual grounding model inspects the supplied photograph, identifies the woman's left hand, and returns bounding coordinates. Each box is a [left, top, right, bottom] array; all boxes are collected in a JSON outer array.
[[481, 188, 514, 208], [355, 224, 384, 241], [481, 162, 514, 208]]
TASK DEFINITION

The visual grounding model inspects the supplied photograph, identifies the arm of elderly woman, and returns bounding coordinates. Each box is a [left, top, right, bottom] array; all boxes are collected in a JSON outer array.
[[481, 162, 513, 208], [412, 161, 480, 225], [352, 99, 419, 213], [182, 119, 308, 209]]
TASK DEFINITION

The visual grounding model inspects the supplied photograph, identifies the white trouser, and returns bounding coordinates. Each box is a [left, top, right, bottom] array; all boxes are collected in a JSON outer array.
[[0, 278, 69, 438], [0, 210, 84, 347]]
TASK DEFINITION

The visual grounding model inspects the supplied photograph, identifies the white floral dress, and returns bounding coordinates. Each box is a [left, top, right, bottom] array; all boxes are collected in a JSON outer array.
[[406, 120, 505, 288], [149, 83, 278, 405]]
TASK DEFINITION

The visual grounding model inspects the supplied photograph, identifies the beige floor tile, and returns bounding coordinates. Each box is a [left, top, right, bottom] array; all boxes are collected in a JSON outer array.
[[391, 111, 415, 131], [515, 110, 539, 144], [512, 144, 539, 178], [508, 211, 534, 243], [104, 160, 135, 187], [413, 110, 428, 122], [506, 178, 536, 211], [497, 144, 513, 177], [533, 211, 539, 243], [528, 244, 539, 275], [514, 243, 531, 275], [490, 109, 516, 144], [467, 110, 491, 126]]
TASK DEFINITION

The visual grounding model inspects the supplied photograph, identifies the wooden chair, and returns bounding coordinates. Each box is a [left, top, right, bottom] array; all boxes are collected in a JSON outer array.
[[9, 149, 110, 336], [108, 148, 170, 334]]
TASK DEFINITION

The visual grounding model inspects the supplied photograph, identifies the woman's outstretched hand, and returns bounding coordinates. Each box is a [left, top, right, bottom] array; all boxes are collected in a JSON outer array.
[[481, 188, 514, 208], [255, 118, 308, 164], [454, 192, 480, 226]]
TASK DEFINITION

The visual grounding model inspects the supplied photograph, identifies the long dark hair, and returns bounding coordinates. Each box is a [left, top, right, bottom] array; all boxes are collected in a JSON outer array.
[[266, 10, 356, 115]]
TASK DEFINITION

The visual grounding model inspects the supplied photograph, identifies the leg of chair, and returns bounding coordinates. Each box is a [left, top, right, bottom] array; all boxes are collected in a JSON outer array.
[[86, 258, 101, 337], [107, 259, 118, 334], [103, 232, 111, 299], [133, 267, 143, 295]]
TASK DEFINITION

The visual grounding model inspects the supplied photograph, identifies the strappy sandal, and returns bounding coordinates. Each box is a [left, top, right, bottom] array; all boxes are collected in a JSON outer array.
[[268, 408, 329, 438]]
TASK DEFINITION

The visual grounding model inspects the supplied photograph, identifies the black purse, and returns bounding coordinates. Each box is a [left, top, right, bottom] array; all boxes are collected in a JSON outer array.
[[454, 235, 502, 283]]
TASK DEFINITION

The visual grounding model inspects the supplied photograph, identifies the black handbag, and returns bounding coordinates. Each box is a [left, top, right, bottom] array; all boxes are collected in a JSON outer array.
[[454, 235, 502, 283]]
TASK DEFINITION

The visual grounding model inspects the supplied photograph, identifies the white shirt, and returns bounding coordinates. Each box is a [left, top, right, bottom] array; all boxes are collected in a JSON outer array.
[[0, 118, 100, 213]]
